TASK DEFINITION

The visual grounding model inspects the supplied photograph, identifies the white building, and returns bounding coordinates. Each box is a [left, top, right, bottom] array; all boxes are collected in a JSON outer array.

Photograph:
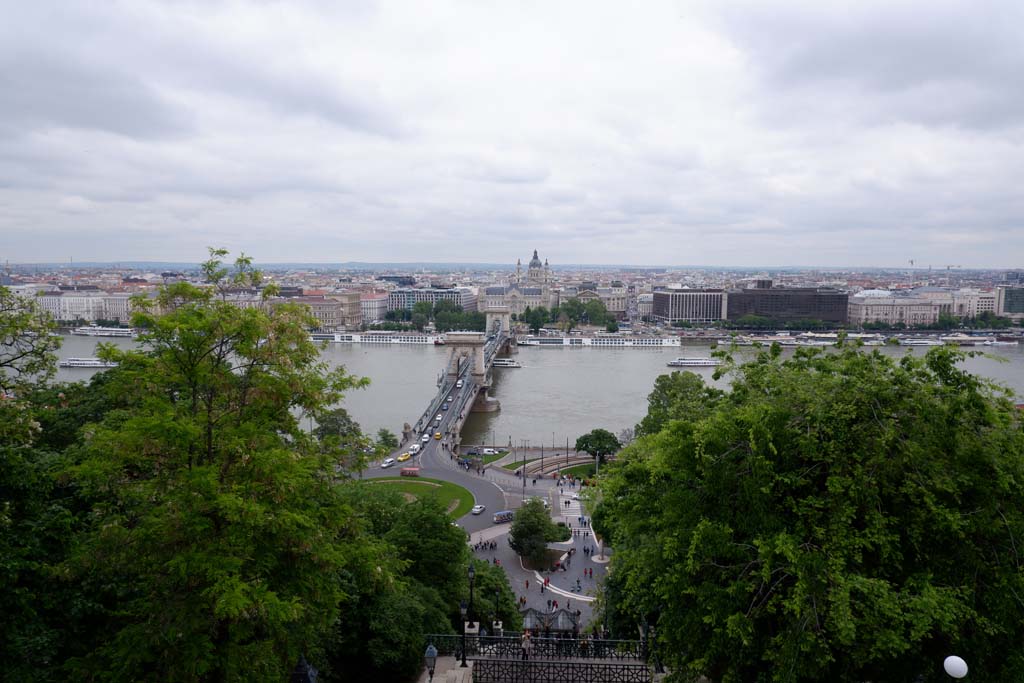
[[360, 292, 389, 323], [847, 290, 940, 326]]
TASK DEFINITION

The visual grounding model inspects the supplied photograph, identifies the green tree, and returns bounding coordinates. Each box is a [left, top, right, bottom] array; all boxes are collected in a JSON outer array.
[[593, 345, 1024, 682], [559, 299, 585, 330], [605, 320, 619, 333], [575, 428, 620, 474], [375, 428, 399, 452], [63, 265, 376, 681], [522, 306, 549, 334], [509, 499, 562, 567], [411, 312, 428, 331], [412, 301, 434, 320], [583, 299, 609, 326], [634, 370, 725, 437], [0, 286, 61, 397]]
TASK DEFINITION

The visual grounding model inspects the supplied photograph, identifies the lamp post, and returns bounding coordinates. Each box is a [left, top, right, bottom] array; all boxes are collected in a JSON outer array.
[[459, 600, 468, 668], [468, 563, 476, 627], [424, 644, 437, 682], [944, 656, 968, 679]]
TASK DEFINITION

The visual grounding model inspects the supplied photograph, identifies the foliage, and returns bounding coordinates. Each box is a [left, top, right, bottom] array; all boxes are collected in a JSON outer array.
[[376, 428, 399, 451], [574, 428, 621, 466], [605, 320, 619, 332], [0, 286, 61, 396], [593, 344, 1024, 682], [63, 266, 374, 681], [522, 306, 550, 334], [634, 371, 725, 438], [509, 499, 563, 566]]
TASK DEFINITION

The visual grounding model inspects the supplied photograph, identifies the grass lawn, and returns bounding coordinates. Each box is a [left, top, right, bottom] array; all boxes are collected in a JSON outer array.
[[368, 477, 476, 518], [502, 457, 539, 471], [481, 451, 509, 465], [560, 462, 596, 478]]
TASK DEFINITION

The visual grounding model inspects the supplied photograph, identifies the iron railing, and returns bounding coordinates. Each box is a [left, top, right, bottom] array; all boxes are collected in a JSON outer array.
[[425, 634, 645, 661], [472, 658, 651, 683]]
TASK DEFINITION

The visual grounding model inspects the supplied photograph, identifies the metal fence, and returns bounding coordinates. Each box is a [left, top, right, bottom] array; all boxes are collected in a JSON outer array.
[[472, 658, 651, 683], [425, 634, 645, 661]]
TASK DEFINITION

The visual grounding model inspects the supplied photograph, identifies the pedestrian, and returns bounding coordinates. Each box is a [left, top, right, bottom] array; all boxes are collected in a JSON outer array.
[[547, 599, 552, 610], [521, 631, 532, 661], [525, 579, 529, 591]]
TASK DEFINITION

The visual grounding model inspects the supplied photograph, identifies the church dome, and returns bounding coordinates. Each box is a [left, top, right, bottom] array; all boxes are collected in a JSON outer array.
[[528, 249, 542, 269]]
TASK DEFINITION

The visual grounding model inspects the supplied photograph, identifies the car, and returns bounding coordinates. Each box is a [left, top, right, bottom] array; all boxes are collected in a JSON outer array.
[[466, 448, 479, 456], [434, 432, 442, 440], [456, 380, 463, 388], [435, 414, 442, 421], [409, 444, 420, 454], [447, 396, 454, 402], [571, 493, 582, 500], [397, 452, 411, 462], [442, 403, 449, 411], [380, 458, 395, 468], [471, 504, 486, 515], [482, 448, 498, 455], [421, 434, 430, 443]]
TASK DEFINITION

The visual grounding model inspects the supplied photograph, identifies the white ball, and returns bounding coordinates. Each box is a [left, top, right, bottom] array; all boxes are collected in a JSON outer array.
[[944, 655, 968, 678]]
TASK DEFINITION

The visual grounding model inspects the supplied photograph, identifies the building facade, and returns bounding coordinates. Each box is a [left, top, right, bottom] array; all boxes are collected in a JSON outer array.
[[726, 283, 849, 324], [484, 250, 560, 315], [387, 287, 478, 312], [847, 291, 940, 326], [360, 292, 389, 324], [652, 289, 726, 324], [997, 286, 1024, 320]]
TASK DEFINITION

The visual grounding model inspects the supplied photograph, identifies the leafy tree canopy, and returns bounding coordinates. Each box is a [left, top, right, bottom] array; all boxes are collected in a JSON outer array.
[[509, 499, 563, 567], [634, 370, 725, 438], [575, 428, 621, 466], [593, 344, 1024, 682]]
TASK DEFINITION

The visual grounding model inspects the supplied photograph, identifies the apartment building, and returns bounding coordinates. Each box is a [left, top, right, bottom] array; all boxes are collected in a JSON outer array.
[[652, 289, 726, 324]]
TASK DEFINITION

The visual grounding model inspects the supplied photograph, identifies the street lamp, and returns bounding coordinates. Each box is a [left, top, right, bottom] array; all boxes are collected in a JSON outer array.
[[468, 563, 476, 627], [944, 656, 968, 679], [424, 644, 438, 682], [459, 600, 468, 668]]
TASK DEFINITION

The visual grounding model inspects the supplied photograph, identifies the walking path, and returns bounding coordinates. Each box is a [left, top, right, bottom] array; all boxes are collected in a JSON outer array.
[[469, 482, 611, 628]]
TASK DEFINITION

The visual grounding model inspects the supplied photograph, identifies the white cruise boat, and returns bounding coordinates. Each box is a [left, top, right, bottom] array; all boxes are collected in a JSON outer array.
[[72, 325, 135, 338], [491, 358, 522, 368], [59, 357, 118, 368], [900, 338, 944, 346], [517, 335, 681, 347], [666, 357, 721, 367]]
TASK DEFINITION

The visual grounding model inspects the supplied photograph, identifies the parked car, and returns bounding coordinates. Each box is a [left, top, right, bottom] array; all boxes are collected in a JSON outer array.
[[380, 458, 395, 468], [471, 505, 486, 515], [482, 448, 498, 455]]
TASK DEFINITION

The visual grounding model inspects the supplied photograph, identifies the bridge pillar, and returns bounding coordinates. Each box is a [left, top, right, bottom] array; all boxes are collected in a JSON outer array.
[[486, 306, 516, 354], [445, 331, 487, 384]]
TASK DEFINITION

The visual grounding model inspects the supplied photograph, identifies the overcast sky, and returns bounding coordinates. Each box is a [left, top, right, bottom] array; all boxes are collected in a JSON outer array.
[[2, 1, 1023, 267]]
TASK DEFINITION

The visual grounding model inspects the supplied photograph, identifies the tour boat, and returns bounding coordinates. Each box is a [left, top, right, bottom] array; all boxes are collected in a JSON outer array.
[[491, 358, 522, 368], [59, 357, 118, 368], [666, 357, 721, 367], [434, 338, 446, 345], [71, 325, 135, 338], [900, 338, 944, 346]]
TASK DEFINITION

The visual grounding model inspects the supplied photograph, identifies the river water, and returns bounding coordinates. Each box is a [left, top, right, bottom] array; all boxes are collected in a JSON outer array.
[[56, 334, 1024, 446]]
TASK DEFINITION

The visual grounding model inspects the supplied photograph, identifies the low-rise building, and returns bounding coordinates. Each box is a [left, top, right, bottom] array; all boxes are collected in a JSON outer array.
[[847, 291, 940, 326]]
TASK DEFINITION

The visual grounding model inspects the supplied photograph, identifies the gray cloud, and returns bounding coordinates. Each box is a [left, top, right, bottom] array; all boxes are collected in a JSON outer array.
[[1, 0, 1022, 267]]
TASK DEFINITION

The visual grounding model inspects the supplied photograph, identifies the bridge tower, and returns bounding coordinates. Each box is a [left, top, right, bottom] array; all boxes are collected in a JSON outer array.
[[485, 305, 515, 354], [445, 331, 487, 385]]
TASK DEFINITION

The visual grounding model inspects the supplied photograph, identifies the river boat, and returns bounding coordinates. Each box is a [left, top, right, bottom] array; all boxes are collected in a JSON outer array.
[[517, 335, 681, 347], [71, 325, 135, 338], [309, 332, 441, 344], [433, 338, 446, 345], [491, 358, 522, 368], [59, 357, 118, 368], [900, 338, 944, 346], [983, 340, 1019, 346], [666, 357, 721, 367]]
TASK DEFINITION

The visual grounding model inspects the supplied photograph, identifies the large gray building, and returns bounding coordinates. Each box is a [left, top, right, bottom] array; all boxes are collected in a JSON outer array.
[[387, 287, 478, 312]]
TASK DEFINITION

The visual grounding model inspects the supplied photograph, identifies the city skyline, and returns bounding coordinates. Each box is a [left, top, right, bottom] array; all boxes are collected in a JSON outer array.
[[4, 1, 1024, 267]]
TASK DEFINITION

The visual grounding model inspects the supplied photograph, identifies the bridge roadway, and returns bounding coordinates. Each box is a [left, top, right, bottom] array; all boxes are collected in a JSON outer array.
[[362, 328, 513, 534]]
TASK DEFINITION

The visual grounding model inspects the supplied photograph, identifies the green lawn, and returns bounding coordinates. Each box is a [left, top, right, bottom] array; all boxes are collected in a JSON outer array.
[[481, 451, 509, 465], [560, 462, 596, 478], [368, 477, 476, 518], [502, 457, 539, 471]]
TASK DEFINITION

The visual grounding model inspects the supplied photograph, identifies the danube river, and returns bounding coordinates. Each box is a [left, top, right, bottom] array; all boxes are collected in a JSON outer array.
[[56, 334, 1024, 446]]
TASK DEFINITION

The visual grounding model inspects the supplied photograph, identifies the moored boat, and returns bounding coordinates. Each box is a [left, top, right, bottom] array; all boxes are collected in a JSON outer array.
[[666, 357, 721, 367], [59, 357, 118, 368]]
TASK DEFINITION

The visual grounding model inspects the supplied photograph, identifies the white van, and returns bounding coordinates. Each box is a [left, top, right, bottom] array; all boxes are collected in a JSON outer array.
[[409, 444, 420, 454]]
